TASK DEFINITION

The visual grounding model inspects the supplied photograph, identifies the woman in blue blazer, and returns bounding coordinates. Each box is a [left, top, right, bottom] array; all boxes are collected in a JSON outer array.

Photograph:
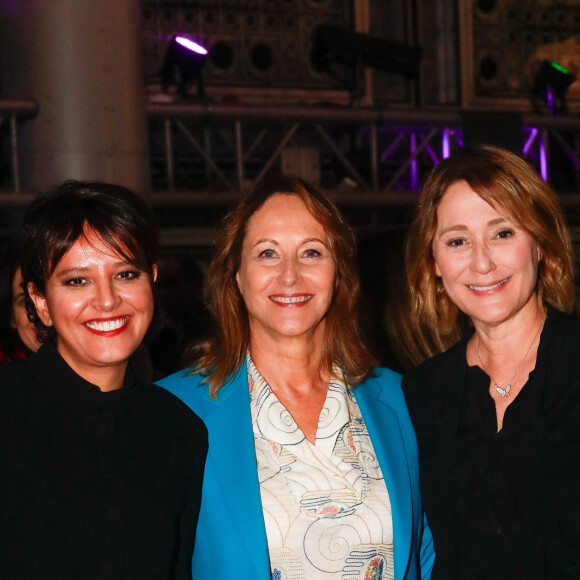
[[159, 175, 434, 579]]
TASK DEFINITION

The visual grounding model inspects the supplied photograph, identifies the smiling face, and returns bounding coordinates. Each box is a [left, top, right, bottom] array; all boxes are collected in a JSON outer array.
[[236, 194, 336, 347], [29, 227, 156, 389], [432, 180, 542, 329]]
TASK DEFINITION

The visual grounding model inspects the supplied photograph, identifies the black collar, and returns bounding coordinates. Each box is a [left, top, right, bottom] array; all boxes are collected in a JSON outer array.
[[23, 338, 138, 412]]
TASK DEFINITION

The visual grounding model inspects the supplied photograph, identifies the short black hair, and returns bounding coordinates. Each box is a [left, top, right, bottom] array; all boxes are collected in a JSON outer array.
[[20, 180, 159, 342]]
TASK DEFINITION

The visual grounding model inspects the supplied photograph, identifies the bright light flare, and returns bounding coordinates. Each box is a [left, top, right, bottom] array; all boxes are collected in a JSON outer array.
[[175, 36, 208, 56], [550, 61, 569, 75]]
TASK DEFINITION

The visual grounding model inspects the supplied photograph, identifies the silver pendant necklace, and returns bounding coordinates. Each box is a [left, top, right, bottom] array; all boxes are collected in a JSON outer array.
[[475, 316, 545, 398]]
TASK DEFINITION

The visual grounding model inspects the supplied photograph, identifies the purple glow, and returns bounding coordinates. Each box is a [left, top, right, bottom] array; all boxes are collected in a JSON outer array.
[[546, 88, 554, 113], [0, 0, 24, 17], [539, 136, 548, 181], [442, 128, 450, 159], [410, 133, 419, 190], [380, 132, 405, 162], [523, 127, 538, 156], [425, 144, 439, 164], [176, 36, 208, 55]]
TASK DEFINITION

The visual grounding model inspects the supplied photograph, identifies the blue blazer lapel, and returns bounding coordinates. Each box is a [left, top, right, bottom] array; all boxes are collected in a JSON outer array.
[[355, 378, 413, 580], [202, 362, 270, 578]]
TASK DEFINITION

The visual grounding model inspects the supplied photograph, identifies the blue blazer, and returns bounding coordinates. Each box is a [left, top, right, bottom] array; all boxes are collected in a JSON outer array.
[[159, 363, 434, 579]]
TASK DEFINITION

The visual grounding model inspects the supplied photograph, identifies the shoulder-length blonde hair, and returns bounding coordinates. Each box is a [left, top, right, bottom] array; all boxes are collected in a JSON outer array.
[[188, 175, 375, 397], [405, 145, 574, 365]]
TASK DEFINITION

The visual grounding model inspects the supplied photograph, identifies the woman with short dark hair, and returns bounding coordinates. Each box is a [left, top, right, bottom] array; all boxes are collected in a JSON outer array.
[[0, 180, 207, 579], [160, 175, 434, 579]]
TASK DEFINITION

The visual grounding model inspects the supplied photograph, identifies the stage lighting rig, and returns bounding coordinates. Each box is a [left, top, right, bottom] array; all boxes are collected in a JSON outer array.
[[531, 59, 576, 114], [161, 35, 209, 100], [311, 24, 421, 94]]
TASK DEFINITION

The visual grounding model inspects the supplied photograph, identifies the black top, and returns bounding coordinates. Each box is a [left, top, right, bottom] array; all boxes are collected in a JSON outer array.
[[403, 308, 580, 579], [0, 339, 208, 579]]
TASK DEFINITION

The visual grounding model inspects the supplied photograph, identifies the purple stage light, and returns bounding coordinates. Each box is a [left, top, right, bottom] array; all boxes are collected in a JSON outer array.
[[522, 128, 537, 156], [442, 128, 450, 159], [410, 133, 419, 190], [546, 88, 554, 113], [161, 34, 209, 99], [175, 36, 208, 56], [539, 135, 548, 182]]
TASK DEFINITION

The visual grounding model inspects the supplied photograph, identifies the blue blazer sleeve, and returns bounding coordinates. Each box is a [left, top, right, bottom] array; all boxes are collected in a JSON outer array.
[[355, 368, 434, 580], [158, 365, 434, 580], [158, 364, 271, 579]]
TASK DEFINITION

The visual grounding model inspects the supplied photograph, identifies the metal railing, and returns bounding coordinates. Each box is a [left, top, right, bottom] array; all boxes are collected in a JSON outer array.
[[2, 98, 578, 205], [147, 102, 580, 203]]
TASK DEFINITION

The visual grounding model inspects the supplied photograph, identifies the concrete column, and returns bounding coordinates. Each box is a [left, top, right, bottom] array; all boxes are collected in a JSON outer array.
[[0, 0, 149, 194]]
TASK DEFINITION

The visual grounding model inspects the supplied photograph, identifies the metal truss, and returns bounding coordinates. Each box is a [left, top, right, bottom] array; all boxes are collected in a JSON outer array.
[[148, 102, 580, 205], [2, 99, 579, 206]]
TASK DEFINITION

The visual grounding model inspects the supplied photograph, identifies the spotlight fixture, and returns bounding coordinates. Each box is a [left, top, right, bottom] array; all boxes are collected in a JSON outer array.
[[161, 35, 209, 100], [531, 59, 576, 114], [311, 24, 421, 93]]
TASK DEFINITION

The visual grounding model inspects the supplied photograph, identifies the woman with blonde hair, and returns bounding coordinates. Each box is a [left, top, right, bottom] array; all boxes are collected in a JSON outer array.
[[403, 145, 579, 578], [160, 174, 434, 579]]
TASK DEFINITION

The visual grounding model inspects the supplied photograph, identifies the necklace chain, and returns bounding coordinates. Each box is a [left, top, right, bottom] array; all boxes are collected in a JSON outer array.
[[475, 316, 545, 398]]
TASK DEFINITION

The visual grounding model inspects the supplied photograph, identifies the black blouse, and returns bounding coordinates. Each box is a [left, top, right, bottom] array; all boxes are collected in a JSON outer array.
[[0, 339, 207, 579], [403, 309, 580, 579]]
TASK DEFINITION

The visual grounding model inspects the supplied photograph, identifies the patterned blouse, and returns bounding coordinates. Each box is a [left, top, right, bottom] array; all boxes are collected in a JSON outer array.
[[248, 353, 394, 580]]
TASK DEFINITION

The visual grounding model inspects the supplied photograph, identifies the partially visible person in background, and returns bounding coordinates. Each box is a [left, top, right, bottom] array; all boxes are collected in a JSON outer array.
[[403, 145, 580, 578], [0, 240, 42, 359], [159, 175, 433, 580], [0, 181, 207, 580], [146, 253, 210, 379]]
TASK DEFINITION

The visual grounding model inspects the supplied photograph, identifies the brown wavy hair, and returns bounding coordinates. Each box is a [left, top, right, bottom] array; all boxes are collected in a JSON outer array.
[[187, 175, 375, 397], [405, 145, 574, 365]]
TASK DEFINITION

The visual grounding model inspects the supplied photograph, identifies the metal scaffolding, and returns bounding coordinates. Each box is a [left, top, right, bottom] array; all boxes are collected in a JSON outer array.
[[2, 98, 580, 213], [147, 102, 580, 204]]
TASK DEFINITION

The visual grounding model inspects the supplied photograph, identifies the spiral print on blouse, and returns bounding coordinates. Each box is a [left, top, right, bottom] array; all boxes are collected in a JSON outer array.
[[248, 353, 394, 579]]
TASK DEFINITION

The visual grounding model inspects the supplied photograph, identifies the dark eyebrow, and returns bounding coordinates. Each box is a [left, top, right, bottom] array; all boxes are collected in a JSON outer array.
[[54, 260, 129, 277], [54, 266, 90, 277]]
